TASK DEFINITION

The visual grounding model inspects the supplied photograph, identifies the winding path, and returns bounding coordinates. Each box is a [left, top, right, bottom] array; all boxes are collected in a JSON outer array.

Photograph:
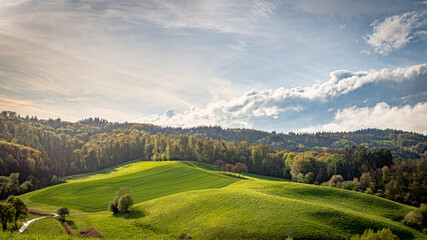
[[18, 213, 58, 233], [18, 211, 106, 233]]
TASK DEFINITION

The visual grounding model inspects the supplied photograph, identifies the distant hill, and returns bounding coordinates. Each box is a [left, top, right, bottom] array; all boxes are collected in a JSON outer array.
[[2, 110, 425, 160]]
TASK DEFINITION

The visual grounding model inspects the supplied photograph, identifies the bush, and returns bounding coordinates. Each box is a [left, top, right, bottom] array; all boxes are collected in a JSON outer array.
[[341, 180, 355, 190], [365, 188, 374, 195], [403, 211, 423, 229], [350, 228, 399, 240], [109, 187, 133, 214], [328, 175, 344, 187], [118, 194, 133, 213], [108, 197, 119, 214]]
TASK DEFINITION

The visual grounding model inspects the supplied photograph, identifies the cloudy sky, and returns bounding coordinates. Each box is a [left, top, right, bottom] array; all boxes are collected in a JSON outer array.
[[1, 0, 426, 133]]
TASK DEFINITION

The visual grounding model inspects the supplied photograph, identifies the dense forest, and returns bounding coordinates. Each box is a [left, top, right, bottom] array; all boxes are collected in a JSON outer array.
[[0, 111, 426, 206]]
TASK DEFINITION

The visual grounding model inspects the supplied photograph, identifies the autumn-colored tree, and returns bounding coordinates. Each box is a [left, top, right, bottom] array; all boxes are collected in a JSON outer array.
[[232, 163, 248, 177], [225, 164, 233, 173]]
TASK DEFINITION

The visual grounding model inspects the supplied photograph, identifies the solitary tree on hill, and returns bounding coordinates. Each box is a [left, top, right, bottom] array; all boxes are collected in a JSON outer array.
[[109, 187, 134, 214], [57, 207, 70, 222]]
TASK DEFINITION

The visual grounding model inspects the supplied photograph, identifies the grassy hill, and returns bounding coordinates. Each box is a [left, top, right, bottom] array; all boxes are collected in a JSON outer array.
[[25, 161, 239, 212], [18, 160, 426, 240]]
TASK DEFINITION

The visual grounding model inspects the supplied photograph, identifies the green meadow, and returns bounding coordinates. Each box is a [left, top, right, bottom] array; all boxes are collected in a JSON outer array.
[[16, 160, 426, 240], [27, 161, 239, 212]]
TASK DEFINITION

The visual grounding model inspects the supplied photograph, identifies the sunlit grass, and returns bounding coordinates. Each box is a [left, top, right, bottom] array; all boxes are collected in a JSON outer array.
[[26, 161, 239, 212], [17, 160, 424, 240]]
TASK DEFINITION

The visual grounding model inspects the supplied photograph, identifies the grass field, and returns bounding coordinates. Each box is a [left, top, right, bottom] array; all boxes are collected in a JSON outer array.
[[16, 160, 426, 240], [27, 161, 239, 212]]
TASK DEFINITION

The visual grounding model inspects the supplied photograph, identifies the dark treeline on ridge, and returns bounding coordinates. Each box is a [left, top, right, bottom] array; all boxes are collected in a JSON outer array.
[[0, 111, 426, 206]]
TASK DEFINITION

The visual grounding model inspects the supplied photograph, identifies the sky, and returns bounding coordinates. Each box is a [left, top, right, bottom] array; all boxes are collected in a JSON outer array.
[[0, 0, 426, 134]]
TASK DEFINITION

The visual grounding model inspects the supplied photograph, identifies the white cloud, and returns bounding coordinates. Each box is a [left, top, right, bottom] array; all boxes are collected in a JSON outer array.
[[297, 102, 427, 134], [251, 0, 278, 17], [140, 63, 427, 129], [364, 11, 427, 55]]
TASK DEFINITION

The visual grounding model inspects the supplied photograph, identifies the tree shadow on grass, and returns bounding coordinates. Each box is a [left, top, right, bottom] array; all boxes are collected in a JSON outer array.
[[113, 209, 146, 219], [65, 220, 76, 229]]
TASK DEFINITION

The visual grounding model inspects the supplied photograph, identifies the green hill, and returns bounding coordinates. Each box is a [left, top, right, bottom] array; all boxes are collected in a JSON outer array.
[[25, 161, 239, 212], [18, 161, 425, 240]]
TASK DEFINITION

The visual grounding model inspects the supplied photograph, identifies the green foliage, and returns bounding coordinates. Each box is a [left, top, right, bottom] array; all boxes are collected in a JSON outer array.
[[1, 114, 426, 206], [0, 202, 15, 231], [350, 228, 399, 240], [108, 198, 119, 214], [117, 194, 133, 213], [109, 187, 134, 213], [402, 203, 427, 232], [57, 207, 70, 222], [6, 195, 28, 228], [115, 187, 132, 198]]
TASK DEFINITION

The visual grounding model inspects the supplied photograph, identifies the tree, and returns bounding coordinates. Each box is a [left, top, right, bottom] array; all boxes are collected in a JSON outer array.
[[225, 164, 233, 173], [350, 228, 398, 240], [108, 197, 120, 214], [109, 187, 133, 214], [0, 203, 15, 231], [6, 196, 28, 228], [57, 207, 70, 222], [214, 160, 225, 172], [232, 163, 248, 177], [403, 211, 424, 229], [115, 187, 132, 198], [328, 175, 344, 187], [118, 194, 133, 212]]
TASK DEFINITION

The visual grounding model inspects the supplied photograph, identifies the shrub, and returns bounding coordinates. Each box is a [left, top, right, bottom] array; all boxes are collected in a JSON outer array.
[[118, 194, 133, 213], [365, 188, 374, 195], [328, 175, 344, 187], [350, 228, 399, 240], [108, 197, 119, 214], [341, 180, 355, 190], [109, 187, 134, 214], [403, 211, 423, 229]]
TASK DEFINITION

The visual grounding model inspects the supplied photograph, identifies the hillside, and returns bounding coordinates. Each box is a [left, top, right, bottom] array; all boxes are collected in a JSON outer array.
[[1, 112, 426, 208], [23, 161, 238, 212], [18, 161, 425, 240]]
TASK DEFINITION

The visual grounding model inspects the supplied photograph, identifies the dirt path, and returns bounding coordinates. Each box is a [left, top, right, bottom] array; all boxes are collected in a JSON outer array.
[[18, 213, 58, 233], [18, 210, 106, 233]]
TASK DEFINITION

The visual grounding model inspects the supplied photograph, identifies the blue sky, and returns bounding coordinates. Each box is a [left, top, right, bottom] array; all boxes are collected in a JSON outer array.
[[0, 0, 426, 133]]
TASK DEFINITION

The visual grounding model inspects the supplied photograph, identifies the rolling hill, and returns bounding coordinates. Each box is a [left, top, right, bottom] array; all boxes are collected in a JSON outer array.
[[16, 160, 425, 240], [24, 161, 239, 212]]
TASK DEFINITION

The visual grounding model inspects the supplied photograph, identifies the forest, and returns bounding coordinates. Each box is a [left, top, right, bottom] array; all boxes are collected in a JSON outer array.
[[0, 111, 426, 206]]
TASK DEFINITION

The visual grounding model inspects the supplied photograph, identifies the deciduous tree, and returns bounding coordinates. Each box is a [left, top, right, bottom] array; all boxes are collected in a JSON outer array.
[[6, 196, 28, 228]]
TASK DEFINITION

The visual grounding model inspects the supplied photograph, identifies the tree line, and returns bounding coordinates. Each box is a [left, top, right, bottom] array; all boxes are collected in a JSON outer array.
[[0, 112, 425, 207]]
